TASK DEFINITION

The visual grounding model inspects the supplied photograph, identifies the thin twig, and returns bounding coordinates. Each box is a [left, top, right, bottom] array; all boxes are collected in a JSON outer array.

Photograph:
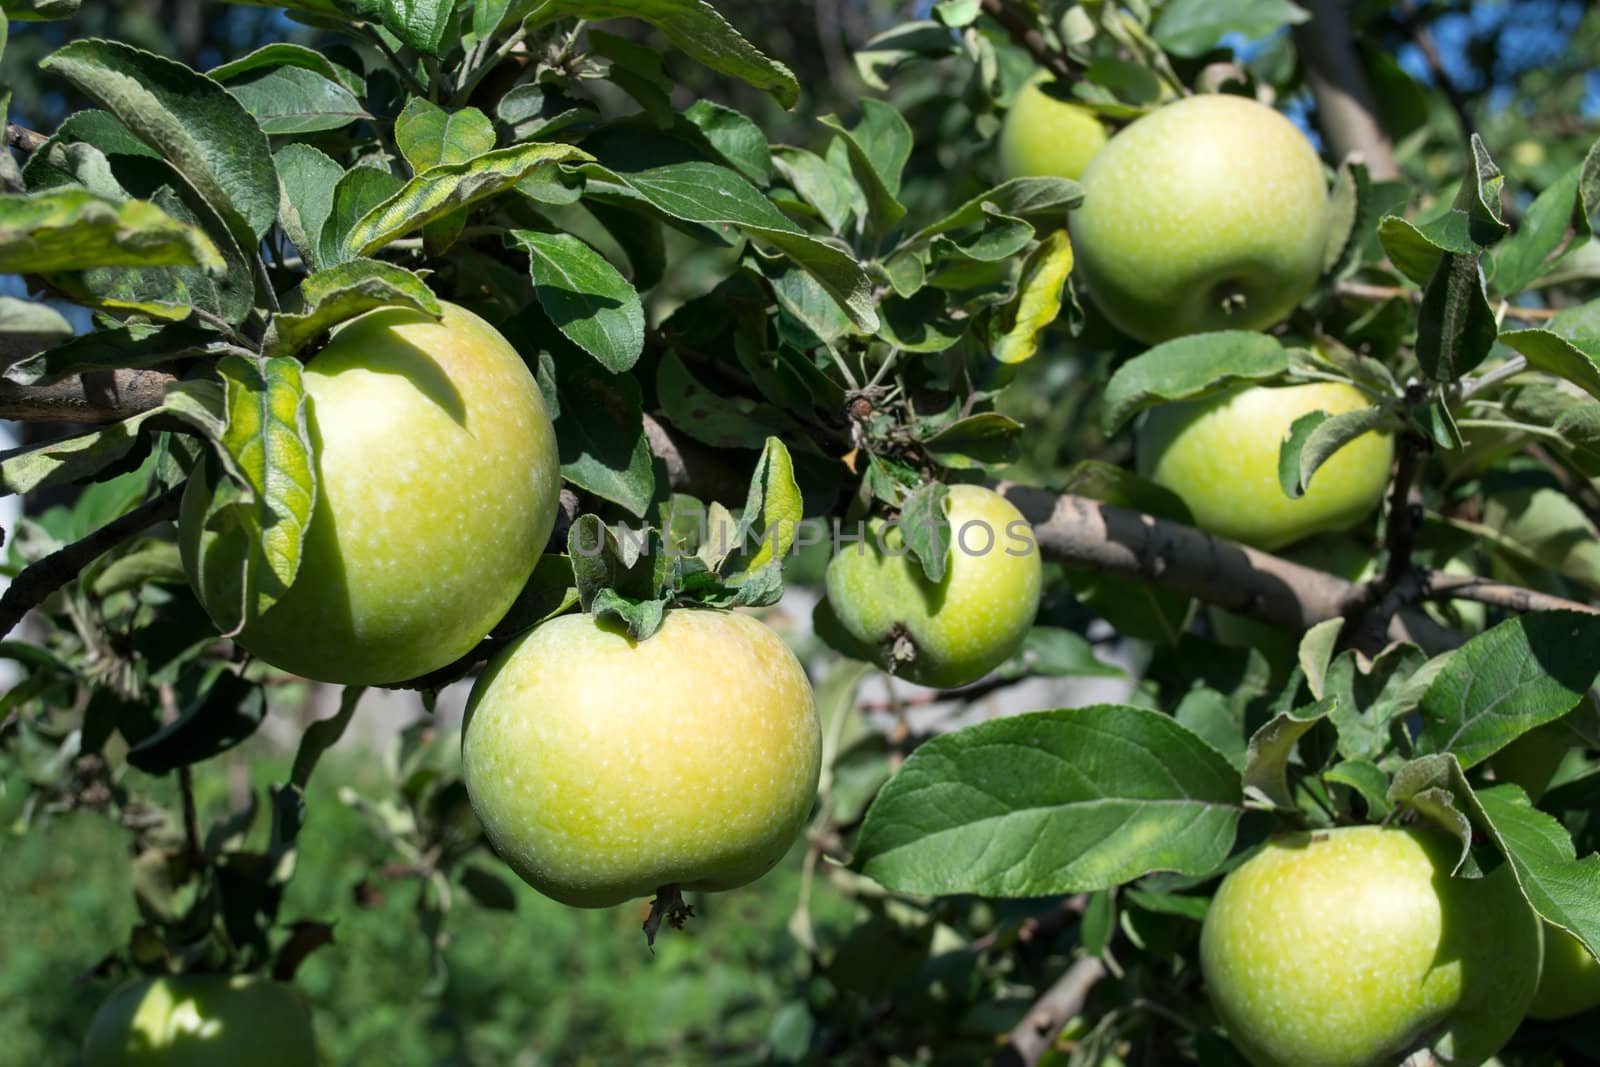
[[0, 487, 183, 638], [1336, 281, 1558, 321], [178, 763, 204, 863], [1458, 355, 1530, 399], [980, 0, 1080, 82], [363, 24, 430, 100], [4, 123, 48, 153], [1423, 572, 1598, 615], [452, 24, 530, 106]]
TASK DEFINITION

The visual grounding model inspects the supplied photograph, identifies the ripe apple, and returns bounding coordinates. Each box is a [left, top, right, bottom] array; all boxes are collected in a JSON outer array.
[[1069, 94, 1331, 345], [997, 73, 1109, 182], [82, 974, 316, 1066], [1201, 825, 1540, 1067], [822, 484, 1042, 689], [460, 609, 821, 908], [1529, 924, 1600, 1020], [181, 302, 560, 685], [1138, 381, 1393, 551]]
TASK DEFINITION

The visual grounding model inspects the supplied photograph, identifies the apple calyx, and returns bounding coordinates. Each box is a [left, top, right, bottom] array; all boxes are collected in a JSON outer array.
[[643, 885, 696, 950], [1215, 282, 1249, 316]]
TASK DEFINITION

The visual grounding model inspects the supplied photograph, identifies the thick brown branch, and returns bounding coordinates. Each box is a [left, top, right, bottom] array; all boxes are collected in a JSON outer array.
[[5, 123, 47, 153], [0, 368, 178, 425], [1294, 0, 1401, 179], [0, 486, 183, 638], [994, 956, 1109, 1067], [980, 0, 1080, 83]]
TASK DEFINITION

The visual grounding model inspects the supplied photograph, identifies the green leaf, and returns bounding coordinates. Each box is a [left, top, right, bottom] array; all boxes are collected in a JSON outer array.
[[290, 686, 364, 788], [0, 296, 72, 343], [0, 188, 223, 274], [1001, 627, 1126, 680], [274, 144, 343, 271], [516, 0, 799, 108], [394, 98, 497, 172], [991, 230, 1074, 365], [1152, 0, 1309, 57], [199, 357, 319, 632], [3, 0, 79, 19], [338, 142, 590, 261], [1499, 329, 1600, 401], [221, 64, 368, 135], [899, 481, 951, 584], [265, 259, 441, 356], [1322, 160, 1369, 276], [921, 413, 1024, 470], [909, 177, 1083, 245], [0, 408, 164, 496], [1377, 214, 1472, 287], [1416, 251, 1496, 383], [771, 146, 855, 235], [1100, 331, 1288, 435], [565, 515, 668, 640], [1474, 784, 1600, 963], [534, 347, 655, 517], [5, 322, 231, 386], [1456, 135, 1509, 245], [511, 231, 645, 373], [1242, 699, 1331, 810], [584, 160, 877, 330], [209, 42, 363, 94], [380, 0, 451, 54], [1277, 405, 1397, 499], [739, 436, 803, 580], [41, 40, 279, 246], [1417, 612, 1600, 769], [1492, 163, 1585, 296], [127, 665, 266, 774], [854, 705, 1241, 897], [682, 99, 771, 186], [1481, 481, 1600, 592], [1324, 759, 1392, 819], [657, 348, 795, 451], [319, 164, 405, 270], [819, 100, 911, 235], [853, 20, 958, 90]]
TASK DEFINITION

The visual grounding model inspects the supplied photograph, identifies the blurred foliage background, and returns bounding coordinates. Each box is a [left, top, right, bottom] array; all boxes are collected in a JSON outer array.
[[5, 1, 1600, 1065]]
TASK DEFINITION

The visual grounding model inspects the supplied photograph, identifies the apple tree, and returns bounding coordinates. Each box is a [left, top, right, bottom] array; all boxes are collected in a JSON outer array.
[[4, 0, 1600, 1063]]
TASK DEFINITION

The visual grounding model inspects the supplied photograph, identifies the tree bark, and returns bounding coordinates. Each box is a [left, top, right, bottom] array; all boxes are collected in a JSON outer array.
[[1294, 0, 1401, 179]]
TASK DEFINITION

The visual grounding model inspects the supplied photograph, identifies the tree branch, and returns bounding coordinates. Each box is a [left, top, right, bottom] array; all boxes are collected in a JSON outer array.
[[994, 955, 1109, 1067], [0, 368, 178, 425], [0, 486, 183, 638], [1294, 0, 1401, 179], [980, 0, 1080, 83], [1423, 573, 1599, 616]]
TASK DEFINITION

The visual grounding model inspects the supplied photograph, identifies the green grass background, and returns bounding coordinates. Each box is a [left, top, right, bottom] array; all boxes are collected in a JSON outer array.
[[0, 748, 851, 1067]]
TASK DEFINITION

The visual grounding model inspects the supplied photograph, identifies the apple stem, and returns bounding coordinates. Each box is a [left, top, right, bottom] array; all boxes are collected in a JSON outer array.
[[642, 885, 695, 951]]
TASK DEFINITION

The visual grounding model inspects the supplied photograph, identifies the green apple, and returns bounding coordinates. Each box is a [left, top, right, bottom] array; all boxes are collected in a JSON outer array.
[[997, 72, 1109, 182], [823, 484, 1042, 689], [1529, 924, 1600, 1020], [181, 302, 560, 686], [461, 609, 820, 908], [82, 974, 316, 1066], [1070, 94, 1331, 344], [1201, 826, 1540, 1067], [1138, 382, 1393, 551]]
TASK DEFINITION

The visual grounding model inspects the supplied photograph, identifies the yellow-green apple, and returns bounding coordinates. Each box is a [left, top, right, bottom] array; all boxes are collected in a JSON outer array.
[[181, 303, 560, 686], [461, 609, 820, 908], [1529, 925, 1600, 1020], [1138, 381, 1393, 551], [1070, 94, 1331, 344], [1201, 826, 1540, 1067], [82, 975, 316, 1066], [998, 72, 1109, 182], [822, 484, 1042, 689]]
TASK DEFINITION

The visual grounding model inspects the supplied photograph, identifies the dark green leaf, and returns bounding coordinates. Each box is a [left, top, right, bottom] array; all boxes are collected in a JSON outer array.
[[41, 40, 279, 246], [275, 144, 342, 271], [854, 705, 1241, 897], [921, 413, 1023, 470], [1417, 612, 1600, 769], [223, 65, 368, 135], [127, 666, 267, 773], [1416, 251, 1496, 382], [0, 188, 223, 274], [395, 98, 497, 172], [265, 259, 441, 355], [1499, 328, 1600, 401], [1152, 0, 1309, 57], [1100, 331, 1288, 435], [5, 322, 232, 386], [1277, 405, 1397, 499], [899, 481, 950, 584], [512, 230, 645, 372]]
